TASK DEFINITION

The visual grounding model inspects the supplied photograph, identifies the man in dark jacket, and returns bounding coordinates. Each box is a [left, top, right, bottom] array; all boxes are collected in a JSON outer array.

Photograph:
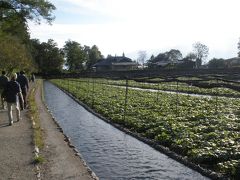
[[17, 71, 29, 110], [0, 71, 9, 109], [5, 73, 24, 125]]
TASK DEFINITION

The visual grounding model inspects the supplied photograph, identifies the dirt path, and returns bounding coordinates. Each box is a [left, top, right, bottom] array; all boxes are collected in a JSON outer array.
[[35, 82, 95, 180], [0, 108, 36, 180]]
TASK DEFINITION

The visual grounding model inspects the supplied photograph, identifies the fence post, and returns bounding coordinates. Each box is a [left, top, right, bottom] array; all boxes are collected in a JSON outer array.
[[215, 79, 218, 114], [157, 83, 160, 102], [176, 80, 179, 117], [123, 78, 129, 121], [87, 78, 90, 100], [68, 78, 69, 92], [74, 79, 76, 92], [92, 78, 95, 108]]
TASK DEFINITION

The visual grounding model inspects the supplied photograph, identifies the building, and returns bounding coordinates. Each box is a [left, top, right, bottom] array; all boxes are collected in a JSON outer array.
[[92, 56, 138, 71], [151, 60, 184, 69], [225, 57, 240, 68]]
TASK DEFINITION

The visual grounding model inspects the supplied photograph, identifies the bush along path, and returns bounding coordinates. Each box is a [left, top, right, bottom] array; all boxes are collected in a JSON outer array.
[[34, 80, 97, 180]]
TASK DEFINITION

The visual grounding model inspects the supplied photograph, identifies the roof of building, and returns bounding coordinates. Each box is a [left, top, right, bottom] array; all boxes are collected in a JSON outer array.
[[154, 60, 184, 66], [225, 57, 240, 65], [93, 56, 133, 67], [112, 62, 137, 66]]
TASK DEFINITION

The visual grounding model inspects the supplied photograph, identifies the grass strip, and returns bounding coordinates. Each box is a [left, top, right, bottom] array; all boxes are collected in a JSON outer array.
[[28, 80, 44, 158]]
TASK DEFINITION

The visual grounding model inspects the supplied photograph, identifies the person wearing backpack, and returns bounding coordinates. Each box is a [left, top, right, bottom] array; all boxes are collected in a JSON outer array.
[[17, 71, 29, 110], [4, 73, 24, 125]]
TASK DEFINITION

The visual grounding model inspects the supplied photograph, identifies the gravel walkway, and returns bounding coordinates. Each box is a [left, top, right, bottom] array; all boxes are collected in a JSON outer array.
[[0, 108, 36, 180]]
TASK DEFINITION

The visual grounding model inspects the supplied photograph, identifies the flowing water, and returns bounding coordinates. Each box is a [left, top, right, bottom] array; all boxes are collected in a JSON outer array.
[[44, 81, 209, 180]]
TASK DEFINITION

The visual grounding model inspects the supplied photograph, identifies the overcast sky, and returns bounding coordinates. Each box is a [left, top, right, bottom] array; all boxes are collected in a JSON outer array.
[[29, 0, 240, 61]]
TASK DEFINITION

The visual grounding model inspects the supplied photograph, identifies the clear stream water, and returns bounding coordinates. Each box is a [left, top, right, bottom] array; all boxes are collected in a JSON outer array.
[[44, 81, 209, 180]]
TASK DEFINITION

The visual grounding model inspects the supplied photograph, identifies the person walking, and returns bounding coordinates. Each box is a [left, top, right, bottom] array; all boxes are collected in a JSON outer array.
[[30, 73, 35, 83], [17, 71, 29, 110], [4, 73, 24, 126], [0, 71, 9, 109]]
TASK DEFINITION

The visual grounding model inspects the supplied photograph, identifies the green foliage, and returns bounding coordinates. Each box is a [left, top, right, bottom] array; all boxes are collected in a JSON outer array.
[[63, 41, 103, 71], [86, 45, 103, 70], [0, 0, 56, 73], [86, 78, 240, 97], [0, 12, 29, 42], [147, 49, 183, 69], [193, 42, 209, 68], [0, 0, 56, 24], [137, 50, 147, 67], [0, 33, 34, 72], [29, 80, 44, 149], [52, 78, 240, 178], [32, 39, 64, 73], [63, 40, 86, 72], [34, 155, 44, 164], [208, 58, 226, 69]]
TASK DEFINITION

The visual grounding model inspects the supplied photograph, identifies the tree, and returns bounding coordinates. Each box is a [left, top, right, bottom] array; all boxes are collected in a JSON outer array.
[[29, 38, 42, 69], [107, 54, 113, 58], [238, 38, 240, 57], [137, 50, 147, 68], [208, 58, 226, 69], [178, 53, 196, 69], [167, 49, 183, 62], [0, 0, 56, 73], [0, 34, 34, 72], [33, 39, 64, 73], [86, 45, 103, 70], [193, 42, 209, 68], [0, 0, 56, 24], [149, 54, 155, 60], [147, 49, 183, 69], [63, 40, 87, 72], [185, 52, 197, 61]]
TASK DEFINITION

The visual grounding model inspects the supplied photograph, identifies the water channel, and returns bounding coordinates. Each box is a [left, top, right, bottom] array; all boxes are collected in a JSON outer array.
[[44, 81, 209, 180]]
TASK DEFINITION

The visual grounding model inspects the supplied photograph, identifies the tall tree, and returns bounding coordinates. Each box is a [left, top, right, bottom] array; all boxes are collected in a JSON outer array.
[[0, 0, 56, 73], [33, 39, 64, 73], [86, 45, 103, 70], [83, 45, 90, 69], [185, 52, 197, 61], [238, 38, 240, 57], [147, 49, 183, 69], [193, 42, 209, 68], [167, 49, 183, 62], [0, 34, 33, 72], [179, 53, 196, 69], [148, 54, 155, 63], [208, 58, 226, 69], [63, 40, 86, 72], [137, 50, 147, 68]]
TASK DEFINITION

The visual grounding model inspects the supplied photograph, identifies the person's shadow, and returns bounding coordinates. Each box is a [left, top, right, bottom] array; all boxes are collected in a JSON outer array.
[[0, 109, 9, 128], [0, 123, 9, 128]]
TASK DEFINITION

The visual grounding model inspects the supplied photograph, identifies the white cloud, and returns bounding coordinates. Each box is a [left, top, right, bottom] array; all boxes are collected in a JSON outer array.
[[29, 0, 240, 60]]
